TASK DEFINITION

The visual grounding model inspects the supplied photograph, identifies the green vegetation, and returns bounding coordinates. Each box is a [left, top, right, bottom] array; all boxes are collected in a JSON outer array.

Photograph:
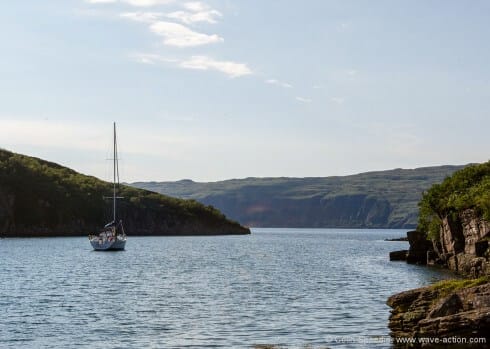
[[431, 276, 489, 297], [0, 149, 247, 236], [132, 165, 466, 228], [418, 161, 490, 239]]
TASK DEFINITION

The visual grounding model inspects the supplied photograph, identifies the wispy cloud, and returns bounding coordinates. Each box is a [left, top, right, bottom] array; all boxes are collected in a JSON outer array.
[[164, 2, 222, 24], [296, 96, 312, 103], [104, 0, 221, 24], [120, 11, 163, 22], [131, 53, 177, 64], [265, 79, 293, 88], [93, 1, 249, 77], [179, 56, 252, 78], [132, 53, 252, 78], [183, 2, 207, 12], [166, 9, 222, 24], [149, 21, 223, 47]]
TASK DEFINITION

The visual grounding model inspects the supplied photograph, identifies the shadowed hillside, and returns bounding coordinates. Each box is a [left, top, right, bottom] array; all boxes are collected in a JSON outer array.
[[132, 165, 467, 229], [0, 149, 249, 237]]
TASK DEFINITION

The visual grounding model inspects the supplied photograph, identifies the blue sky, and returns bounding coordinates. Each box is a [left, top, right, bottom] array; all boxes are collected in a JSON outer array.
[[0, 0, 489, 182]]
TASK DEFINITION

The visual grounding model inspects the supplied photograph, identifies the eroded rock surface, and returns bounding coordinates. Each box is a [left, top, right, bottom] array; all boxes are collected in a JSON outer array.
[[387, 282, 490, 348]]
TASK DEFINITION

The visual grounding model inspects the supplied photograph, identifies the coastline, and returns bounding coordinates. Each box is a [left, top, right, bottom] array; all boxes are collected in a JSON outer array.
[[387, 218, 490, 346]]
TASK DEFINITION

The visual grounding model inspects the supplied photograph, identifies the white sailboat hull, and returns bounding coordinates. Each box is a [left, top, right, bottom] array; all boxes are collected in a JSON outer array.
[[90, 238, 126, 251]]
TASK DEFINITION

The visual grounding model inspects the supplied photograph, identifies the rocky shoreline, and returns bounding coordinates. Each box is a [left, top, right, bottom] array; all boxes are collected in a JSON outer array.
[[387, 209, 490, 347]]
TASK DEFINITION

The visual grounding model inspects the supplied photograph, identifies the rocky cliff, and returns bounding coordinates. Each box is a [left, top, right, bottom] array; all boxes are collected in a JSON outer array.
[[433, 210, 490, 277], [387, 162, 490, 346], [0, 149, 250, 237], [387, 279, 490, 348], [396, 210, 490, 277]]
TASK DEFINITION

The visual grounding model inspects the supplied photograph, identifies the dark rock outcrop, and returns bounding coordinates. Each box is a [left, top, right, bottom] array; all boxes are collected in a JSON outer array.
[[433, 210, 490, 277], [390, 250, 409, 261], [406, 230, 433, 265], [387, 281, 490, 348], [395, 210, 490, 277]]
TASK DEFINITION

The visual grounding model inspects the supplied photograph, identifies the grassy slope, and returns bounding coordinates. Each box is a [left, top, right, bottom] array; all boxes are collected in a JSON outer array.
[[0, 149, 248, 236], [132, 165, 467, 228]]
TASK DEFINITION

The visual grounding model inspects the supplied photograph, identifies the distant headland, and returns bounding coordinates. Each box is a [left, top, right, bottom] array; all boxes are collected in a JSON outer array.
[[132, 165, 467, 229]]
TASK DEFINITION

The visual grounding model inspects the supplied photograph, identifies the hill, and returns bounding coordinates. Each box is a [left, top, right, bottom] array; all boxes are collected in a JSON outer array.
[[0, 149, 249, 237], [131, 165, 467, 229]]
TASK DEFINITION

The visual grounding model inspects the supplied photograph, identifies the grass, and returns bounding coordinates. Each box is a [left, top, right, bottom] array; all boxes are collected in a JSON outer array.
[[431, 276, 489, 297]]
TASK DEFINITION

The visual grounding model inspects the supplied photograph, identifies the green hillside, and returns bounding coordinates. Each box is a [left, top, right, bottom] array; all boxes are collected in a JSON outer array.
[[132, 165, 467, 228], [0, 149, 249, 237]]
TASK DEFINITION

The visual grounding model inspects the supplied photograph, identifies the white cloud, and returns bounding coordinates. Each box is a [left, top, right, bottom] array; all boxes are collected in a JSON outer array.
[[165, 1, 222, 24], [150, 21, 223, 47], [296, 96, 312, 103], [131, 53, 252, 78], [120, 11, 163, 23], [347, 69, 357, 76], [179, 56, 252, 78], [166, 9, 221, 24], [131, 53, 178, 64], [183, 2, 207, 12], [265, 79, 293, 88], [330, 97, 345, 104]]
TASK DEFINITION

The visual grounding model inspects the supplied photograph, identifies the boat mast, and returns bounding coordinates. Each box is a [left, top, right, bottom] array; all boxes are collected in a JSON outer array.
[[113, 122, 117, 223]]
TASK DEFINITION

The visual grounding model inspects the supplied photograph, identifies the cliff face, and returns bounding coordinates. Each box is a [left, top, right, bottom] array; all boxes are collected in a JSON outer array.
[[404, 210, 490, 277], [388, 215, 490, 346], [435, 210, 490, 277], [200, 193, 394, 228], [132, 165, 465, 229], [387, 162, 490, 345], [387, 280, 490, 348]]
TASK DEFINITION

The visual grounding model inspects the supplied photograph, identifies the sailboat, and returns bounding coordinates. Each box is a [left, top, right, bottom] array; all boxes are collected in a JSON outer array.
[[89, 122, 127, 251]]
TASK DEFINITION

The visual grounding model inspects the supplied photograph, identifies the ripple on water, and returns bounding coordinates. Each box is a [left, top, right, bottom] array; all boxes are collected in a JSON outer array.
[[0, 229, 453, 348]]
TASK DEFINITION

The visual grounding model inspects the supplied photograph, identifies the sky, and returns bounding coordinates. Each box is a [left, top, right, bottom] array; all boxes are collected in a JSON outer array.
[[0, 0, 489, 182]]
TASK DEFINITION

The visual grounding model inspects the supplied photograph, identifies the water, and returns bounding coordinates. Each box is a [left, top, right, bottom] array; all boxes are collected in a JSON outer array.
[[0, 228, 454, 348]]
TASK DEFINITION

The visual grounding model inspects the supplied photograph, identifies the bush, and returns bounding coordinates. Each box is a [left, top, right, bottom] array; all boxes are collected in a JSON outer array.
[[418, 161, 490, 240]]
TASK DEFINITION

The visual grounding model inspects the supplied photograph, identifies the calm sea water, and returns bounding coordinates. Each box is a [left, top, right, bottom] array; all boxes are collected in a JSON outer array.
[[0, 228, 453, 348]]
